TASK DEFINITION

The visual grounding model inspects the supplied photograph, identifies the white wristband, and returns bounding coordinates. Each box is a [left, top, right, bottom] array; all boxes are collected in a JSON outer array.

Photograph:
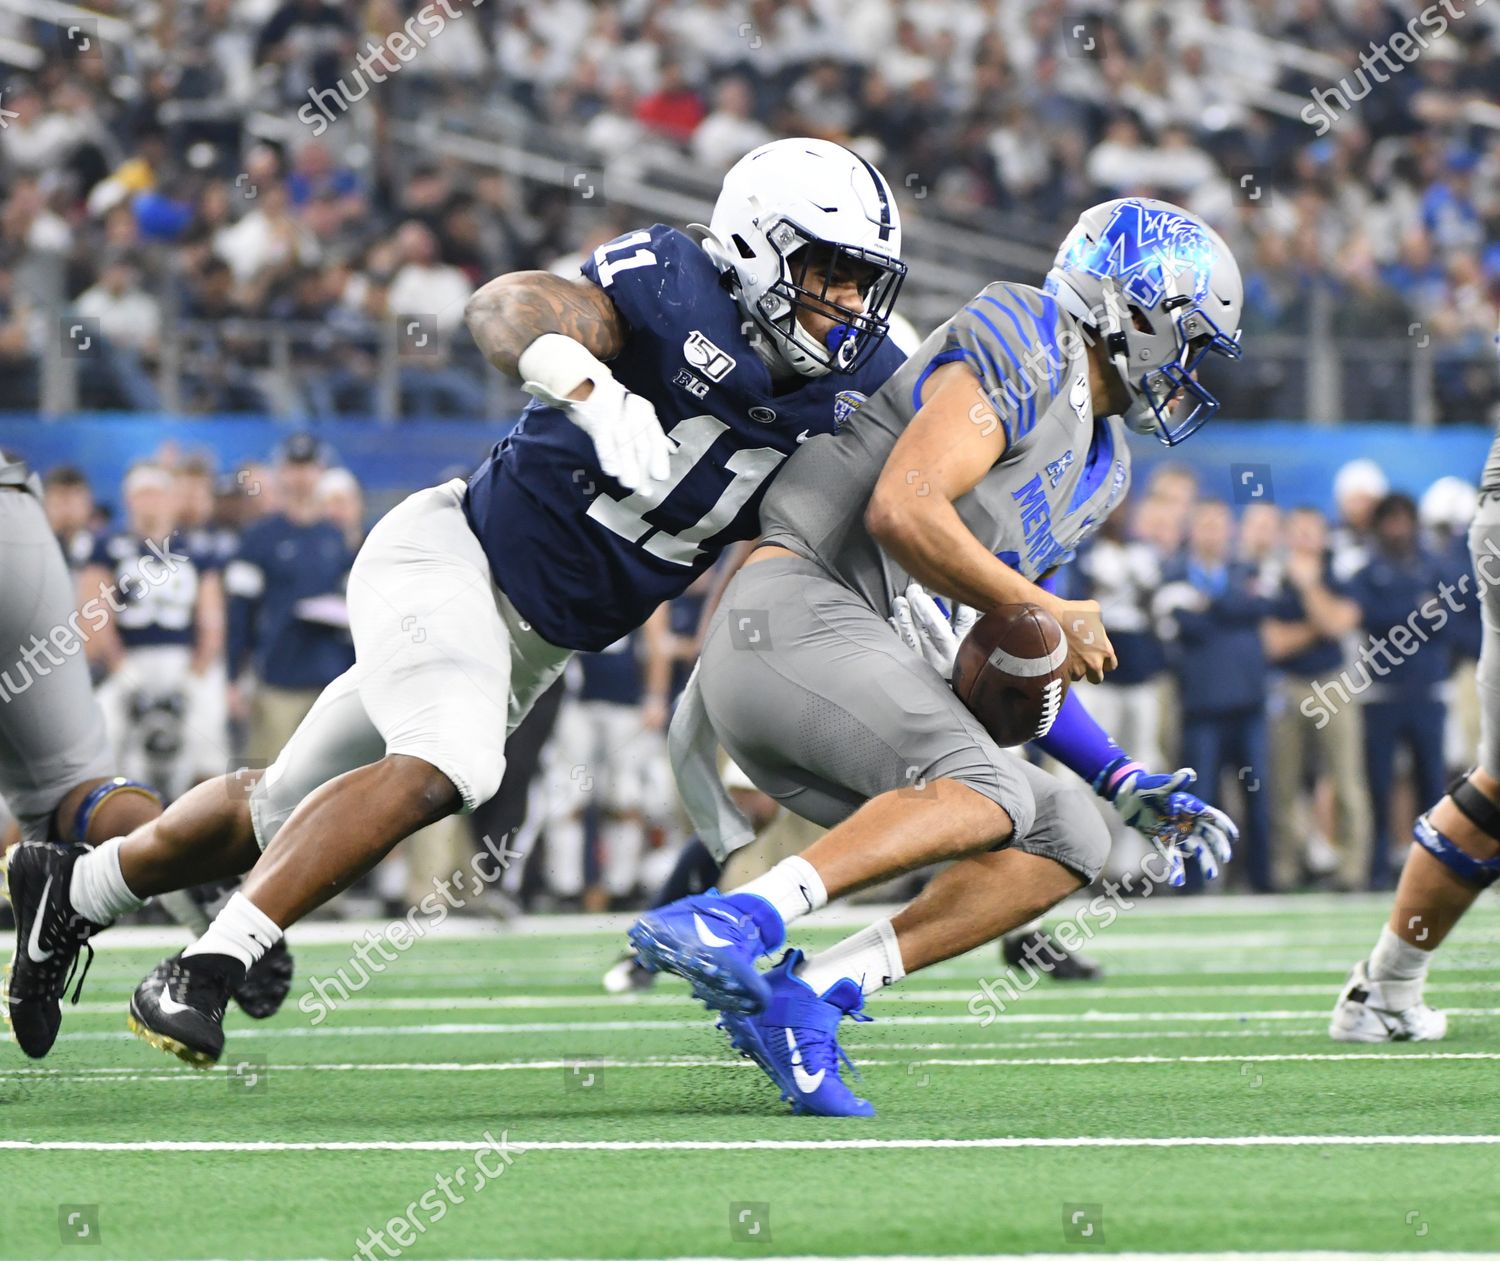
[[517, 332, 612, 406]]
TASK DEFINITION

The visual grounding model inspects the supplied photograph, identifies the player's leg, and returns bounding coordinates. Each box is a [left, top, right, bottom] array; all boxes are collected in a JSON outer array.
[[631, 555, 1031, 1012], [129, 482, 568, 1066], [721, 762, 1106, 1116]]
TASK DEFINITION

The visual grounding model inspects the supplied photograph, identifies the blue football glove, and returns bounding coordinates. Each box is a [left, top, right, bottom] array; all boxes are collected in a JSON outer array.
[[1093, 759, 1237, 886]]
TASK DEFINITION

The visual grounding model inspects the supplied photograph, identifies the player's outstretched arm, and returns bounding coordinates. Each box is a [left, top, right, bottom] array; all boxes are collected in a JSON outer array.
[[464, 271, 626, 380], [465, 271, 669, 490], [864, 361, 1114, 682]]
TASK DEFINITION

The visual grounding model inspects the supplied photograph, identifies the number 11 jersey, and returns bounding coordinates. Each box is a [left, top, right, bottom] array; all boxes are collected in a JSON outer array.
[[463, 224, 905, 652]]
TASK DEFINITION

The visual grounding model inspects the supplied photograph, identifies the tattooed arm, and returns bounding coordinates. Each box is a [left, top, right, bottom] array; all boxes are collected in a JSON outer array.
[[464, 272, 627, 381]]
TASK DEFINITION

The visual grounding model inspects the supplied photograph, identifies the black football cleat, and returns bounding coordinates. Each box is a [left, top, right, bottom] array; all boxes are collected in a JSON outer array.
[[128, 951, 241, 1069], [1002, 927, 1104, 981], [232, 938, 294, 1019], [1, 842, 106, 1058]]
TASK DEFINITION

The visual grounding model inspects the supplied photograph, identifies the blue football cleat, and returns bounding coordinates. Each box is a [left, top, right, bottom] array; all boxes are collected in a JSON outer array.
[[718, 949, 875, 1117], [628, 890, 781, 1014]]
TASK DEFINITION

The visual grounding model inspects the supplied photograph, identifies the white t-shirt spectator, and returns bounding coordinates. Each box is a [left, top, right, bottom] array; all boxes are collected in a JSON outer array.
[[692, 111, 772, 172], [75, 285, 162, 354], [387, 263, 472, 335]]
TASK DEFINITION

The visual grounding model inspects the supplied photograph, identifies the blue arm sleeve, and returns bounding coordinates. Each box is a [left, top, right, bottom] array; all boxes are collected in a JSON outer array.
[[1032, 689, 1134, 790]]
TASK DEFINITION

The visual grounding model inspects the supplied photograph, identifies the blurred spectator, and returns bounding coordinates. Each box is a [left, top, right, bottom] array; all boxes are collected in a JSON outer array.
[[1420, 476, 1483, 772], [1155, 499, 1275, 891], [222, 434, 355, 763], [43, 464, 96, 570], [1264, 506, 1370, 890], [316, 466, 366, 550], [1345, 493, 1452, 889], [1331, 459, 1389, 582]]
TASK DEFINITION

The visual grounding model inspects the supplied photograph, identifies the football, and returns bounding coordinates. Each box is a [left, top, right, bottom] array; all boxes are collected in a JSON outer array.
[[951, 603, 1069, 747]]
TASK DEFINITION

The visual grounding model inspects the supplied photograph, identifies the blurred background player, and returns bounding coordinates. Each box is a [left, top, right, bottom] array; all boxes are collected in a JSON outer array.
[[82, 462, 225, 803], [541, 612, 673, 911]]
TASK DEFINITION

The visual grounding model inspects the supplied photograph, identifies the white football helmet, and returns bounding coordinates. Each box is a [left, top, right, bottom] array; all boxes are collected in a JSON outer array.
[[1045, 197, 1243, 445], [697, 138, 906, 378]]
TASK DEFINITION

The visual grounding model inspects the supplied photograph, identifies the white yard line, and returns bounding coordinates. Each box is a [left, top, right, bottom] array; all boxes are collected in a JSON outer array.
[[48, 1006, 1500, 1045], [90, 1254, 1500, 1261], [8, 1050, 1499, 1085], [58, 979, 1500, 1016], [4, 1134, 1500, 1152]]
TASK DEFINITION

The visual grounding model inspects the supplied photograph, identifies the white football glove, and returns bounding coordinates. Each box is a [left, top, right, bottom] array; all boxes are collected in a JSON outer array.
[[888, 583, 977, 680], [519, 333, 672, 492], [1095, 760, 1238, 886]]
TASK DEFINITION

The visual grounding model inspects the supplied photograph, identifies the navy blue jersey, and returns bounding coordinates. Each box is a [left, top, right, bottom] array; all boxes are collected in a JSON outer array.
[[88, 532, 217, 650], [578, 633, 643, 706], [464, 225, 906, 652]]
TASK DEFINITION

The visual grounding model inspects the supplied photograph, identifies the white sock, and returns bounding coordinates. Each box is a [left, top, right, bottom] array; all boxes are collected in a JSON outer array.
[[69, 837, 146, 925], [183, 891, 282, 971], [1367, 924, 1433, 1008], [796, 918, 905, 997], [730, 856, 827, 927]]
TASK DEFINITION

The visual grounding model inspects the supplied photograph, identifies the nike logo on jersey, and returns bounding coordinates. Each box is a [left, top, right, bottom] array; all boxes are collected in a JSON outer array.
[[784, 1028, 825, 1092], [1070, 372, 1090, 424], [693, 912, 736, 949], [796, 430, 811, 443], [683, 331, 736, 382], [27, 876, 55, 962]]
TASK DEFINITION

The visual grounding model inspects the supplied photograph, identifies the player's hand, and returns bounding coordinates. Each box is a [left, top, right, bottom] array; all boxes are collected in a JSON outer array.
[[526, 371, 672, 492], [1096, 760, 1237, 886], [889, 584, 976, 680], [1043, 596, 1115, 684]]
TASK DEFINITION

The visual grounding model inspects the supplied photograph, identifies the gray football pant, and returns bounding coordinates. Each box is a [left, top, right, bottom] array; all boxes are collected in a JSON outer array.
[[697, 555, 1110, 880], [0, 488, 112, 844]]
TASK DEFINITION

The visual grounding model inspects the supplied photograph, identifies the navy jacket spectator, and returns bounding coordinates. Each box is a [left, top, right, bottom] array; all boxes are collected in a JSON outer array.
[[224, 513, 354, 690], [1344, 544, 1452, 699], [1157, 556, 1276, 716]]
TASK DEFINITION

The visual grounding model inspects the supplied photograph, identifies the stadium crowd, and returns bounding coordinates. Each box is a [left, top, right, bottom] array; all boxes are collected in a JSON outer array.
[[0, 0, 1497, 419], [0, 440, 1485, 914]]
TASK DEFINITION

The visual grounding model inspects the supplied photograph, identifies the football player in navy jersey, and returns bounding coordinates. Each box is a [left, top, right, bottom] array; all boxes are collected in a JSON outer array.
[[82, 138, 909, 1067], [82, 463, 225, 803]]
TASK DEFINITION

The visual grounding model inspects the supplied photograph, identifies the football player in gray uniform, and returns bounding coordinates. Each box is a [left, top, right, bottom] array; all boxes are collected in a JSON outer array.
[[1331, 318, 1500, 1043], [630, 198, 1246, 1115], [0, 455, 291, 1059]]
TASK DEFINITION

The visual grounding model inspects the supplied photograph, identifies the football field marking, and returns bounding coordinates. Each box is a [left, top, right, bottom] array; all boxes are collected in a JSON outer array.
[[6, 1134, 1500, 1152], [9, 1049, 1500, 1086], [49, 1005, 1500, 1044]]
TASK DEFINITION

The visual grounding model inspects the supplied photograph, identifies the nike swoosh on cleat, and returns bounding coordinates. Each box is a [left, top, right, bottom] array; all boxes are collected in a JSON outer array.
[[692, 912, 735, 949], [155, 980, 194, 1018], [27, 875, 54, 963], [784, 1028, 825, 1093]]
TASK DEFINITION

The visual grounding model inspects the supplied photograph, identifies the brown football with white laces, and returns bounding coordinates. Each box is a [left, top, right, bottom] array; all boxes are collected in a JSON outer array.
[[951, 603, 1069, 747]]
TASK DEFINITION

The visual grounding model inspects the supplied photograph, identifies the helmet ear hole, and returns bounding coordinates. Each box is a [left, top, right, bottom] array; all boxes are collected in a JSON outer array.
[[1127, 304, 1153, 335], [731, 234, 757, 260]]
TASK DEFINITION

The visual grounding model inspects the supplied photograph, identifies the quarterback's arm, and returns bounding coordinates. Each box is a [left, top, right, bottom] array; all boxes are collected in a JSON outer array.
[[864, 361, 1115, 682], [464, 272, 627, 382]]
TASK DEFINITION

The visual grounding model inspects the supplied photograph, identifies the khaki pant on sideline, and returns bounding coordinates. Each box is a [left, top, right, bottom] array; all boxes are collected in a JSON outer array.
[[1270, 675, 1371, 888], [248, 684, 321, 765]]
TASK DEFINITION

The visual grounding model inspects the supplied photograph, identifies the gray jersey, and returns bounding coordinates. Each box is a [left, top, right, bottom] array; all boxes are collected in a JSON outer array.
[[1483, 429, 1500, 495], [0, 453, 41, 496], [760, 281, 1131, 611]]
